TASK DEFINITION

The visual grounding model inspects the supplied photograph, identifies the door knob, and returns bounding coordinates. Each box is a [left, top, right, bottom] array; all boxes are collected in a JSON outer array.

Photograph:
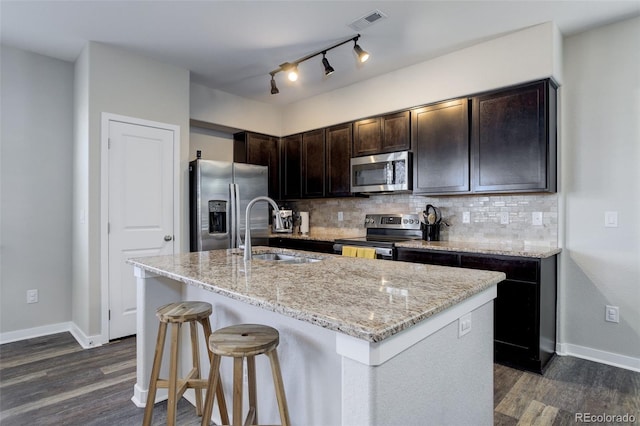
[[164, 235, 173, 241]]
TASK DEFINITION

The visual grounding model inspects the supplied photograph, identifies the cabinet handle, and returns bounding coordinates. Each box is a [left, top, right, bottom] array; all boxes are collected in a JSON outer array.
[[164, 235, 173, 242]]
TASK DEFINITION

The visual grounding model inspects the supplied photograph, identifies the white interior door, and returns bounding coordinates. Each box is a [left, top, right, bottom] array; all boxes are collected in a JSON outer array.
[[108, 120, 175, 339]]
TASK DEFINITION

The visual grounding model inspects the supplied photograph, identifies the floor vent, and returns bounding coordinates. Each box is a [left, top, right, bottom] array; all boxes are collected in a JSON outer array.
[[348, 9, 388, 31]]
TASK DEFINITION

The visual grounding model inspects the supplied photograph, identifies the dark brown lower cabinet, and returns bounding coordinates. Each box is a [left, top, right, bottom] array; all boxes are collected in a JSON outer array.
[[268, 237, 335, 254], [396, 248, 557, 373]]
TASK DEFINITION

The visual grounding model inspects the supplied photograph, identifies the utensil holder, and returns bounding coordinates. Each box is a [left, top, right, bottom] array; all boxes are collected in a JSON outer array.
[[422, 224, 440, 241]]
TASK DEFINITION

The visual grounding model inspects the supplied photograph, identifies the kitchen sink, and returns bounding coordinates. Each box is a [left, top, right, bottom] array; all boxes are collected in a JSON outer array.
[[251, 252, 322, 264]]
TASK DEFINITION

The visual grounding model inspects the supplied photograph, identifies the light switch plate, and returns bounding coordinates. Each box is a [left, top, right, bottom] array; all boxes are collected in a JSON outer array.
[[604, 211, 618, 227], [462, 212, 470, 224]]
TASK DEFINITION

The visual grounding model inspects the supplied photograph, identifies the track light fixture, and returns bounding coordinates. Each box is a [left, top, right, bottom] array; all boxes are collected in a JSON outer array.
[[270, 74, 279, 94], [353, 41, 369, 63], [322, 52, 335, 76], [268, 34, 369, 95]]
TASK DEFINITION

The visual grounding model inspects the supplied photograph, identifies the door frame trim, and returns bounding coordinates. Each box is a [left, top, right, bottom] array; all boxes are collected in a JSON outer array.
[[100, 113, 181, 344]]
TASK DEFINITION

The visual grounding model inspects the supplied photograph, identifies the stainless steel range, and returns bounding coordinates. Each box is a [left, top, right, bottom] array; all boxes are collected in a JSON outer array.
[[333, 213, 422, 260]]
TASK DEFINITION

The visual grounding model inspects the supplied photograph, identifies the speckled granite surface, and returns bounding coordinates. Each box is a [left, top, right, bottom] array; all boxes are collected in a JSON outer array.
[[128, 247, 504, 343], [394, 240, 561, 258], [269, 230, 560, 258]]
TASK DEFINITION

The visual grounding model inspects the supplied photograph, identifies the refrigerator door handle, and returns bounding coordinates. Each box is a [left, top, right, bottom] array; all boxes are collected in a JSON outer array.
[[234, 183, 243, 248], [229, 183, 236, 249]]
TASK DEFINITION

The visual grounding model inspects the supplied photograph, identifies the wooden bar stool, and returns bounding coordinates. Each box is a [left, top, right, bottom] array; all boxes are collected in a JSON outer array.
[[143, 301, 229, 426], [201, 324, 290, 426]]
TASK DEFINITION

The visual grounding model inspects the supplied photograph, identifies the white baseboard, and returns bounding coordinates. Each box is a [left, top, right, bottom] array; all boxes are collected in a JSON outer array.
[[0, 321, 73, 344], [0, 321, 103, 349], [68, 323, 103, 349], [557, 342, 640, 372]]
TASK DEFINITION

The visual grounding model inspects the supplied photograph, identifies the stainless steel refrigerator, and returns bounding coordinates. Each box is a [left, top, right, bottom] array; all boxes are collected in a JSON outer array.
[[189, 159, 269, 252]]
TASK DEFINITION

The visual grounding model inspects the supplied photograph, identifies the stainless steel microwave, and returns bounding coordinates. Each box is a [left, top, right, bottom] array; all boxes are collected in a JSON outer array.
[[350, 151, 412, 193]]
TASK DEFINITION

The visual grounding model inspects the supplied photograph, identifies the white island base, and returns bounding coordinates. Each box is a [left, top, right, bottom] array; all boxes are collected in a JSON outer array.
[[132, 267, 495, 426]]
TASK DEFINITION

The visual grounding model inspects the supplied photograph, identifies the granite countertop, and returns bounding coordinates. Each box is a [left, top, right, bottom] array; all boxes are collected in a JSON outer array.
[[270, 231, 560, 258], [128, 247, 504, 343], [394, 240, 561, 258]]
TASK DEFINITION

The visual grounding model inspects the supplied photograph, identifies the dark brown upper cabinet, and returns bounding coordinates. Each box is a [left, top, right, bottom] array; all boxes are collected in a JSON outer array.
[[233, 131, 280, 199], [353, 111, 410, 157], [471, 79, 557, 193], [412, 99, 470, 194], [280, 134, 302, 199], [325, 123, 353, 197], [301, 129, 325, 198]]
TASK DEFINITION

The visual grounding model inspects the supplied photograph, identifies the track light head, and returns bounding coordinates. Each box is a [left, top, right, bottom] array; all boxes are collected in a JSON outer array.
[[354, 41, 369, 63], [270, 75, 279, 95], [287, 64, 299, 82], [322, 52, 335, 76]]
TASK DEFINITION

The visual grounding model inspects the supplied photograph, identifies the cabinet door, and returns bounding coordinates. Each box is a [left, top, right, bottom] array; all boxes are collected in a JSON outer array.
[[412, 99, 469, 194], [234, 132, 280, 199], [325, 123, 352, 197], [302, 129, 325, 198], [381, 111, 410, 153], [248, 133, 280, 199], [281, 134, 302, 199], [471, 80, 556, 192], [353, 117, 381, 156], [493, 280, 538, 352]]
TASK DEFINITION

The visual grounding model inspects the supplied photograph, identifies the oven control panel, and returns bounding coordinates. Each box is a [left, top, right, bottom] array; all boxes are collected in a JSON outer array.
[[364, 214, 421, 229]]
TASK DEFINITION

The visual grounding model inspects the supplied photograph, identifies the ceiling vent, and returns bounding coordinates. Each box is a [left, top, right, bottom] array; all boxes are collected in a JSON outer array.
[[348, 9, 387, 31]]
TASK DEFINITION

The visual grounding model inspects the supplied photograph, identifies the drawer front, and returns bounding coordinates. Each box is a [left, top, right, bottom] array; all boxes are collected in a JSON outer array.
[[460, 254, 538, 282], [396, 249, 460, 267]]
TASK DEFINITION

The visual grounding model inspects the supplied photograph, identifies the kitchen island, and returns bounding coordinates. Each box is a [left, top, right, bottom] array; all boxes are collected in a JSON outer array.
[[129, 247, 505, 425]]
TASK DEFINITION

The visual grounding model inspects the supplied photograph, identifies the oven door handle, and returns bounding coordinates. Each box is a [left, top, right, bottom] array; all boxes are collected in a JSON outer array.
[[333, 244, 393, 258]]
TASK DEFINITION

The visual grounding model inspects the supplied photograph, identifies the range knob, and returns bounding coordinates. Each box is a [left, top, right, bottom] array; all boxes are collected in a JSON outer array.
[[403, 219, 408, 224]]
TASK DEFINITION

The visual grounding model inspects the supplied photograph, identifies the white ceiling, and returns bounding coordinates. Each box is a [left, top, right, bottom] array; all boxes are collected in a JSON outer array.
[[1, 1, 638, 106]]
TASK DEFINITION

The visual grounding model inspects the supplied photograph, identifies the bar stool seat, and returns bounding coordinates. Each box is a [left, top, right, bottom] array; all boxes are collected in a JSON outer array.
[[143, 301, 229, 426], [201, 324, 290, 426]]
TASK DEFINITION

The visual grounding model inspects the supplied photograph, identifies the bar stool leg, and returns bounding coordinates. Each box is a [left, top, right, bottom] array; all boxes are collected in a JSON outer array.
[[267, 350, 290, 426], [189, 321, 203, 415], [201, 354, 222, 426], [232, 357, 244, 426], [199, 318, 229, 425], [143, 321, 168, 426], [246, 355, 258, 425], [167, 322, 181, 426]]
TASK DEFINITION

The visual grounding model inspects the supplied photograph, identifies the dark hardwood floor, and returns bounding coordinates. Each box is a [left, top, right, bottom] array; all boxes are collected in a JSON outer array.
[[1, 332, 638, 425]]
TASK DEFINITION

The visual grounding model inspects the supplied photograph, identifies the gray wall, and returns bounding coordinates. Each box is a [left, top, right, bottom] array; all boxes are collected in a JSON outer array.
[[73, 42, 190, 340], [0, 45, 74, 334], [560, 16, 640, 361], [189, 126, 234, 162]]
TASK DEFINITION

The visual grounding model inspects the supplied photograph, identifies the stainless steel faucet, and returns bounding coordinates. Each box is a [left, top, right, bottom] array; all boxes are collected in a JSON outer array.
[[244, 196, 284, 261]]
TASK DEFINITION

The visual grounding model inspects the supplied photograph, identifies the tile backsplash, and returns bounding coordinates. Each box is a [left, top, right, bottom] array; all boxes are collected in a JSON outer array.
[[284, 193, 558, 246]]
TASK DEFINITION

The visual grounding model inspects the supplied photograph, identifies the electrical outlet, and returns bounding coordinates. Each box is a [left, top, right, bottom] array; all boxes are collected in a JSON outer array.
[[499, 212, 509, 225], [27, 289, 38, 304], [605, 305, 619, 323], [604, 211, 618, 228], [532, 212, 543, 226], [337, 211, 344, 221], [458, 313, 472, 338], [462, 212, 470, 224]]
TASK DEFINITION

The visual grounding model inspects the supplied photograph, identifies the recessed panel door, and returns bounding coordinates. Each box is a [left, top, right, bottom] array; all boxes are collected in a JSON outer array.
[[108, 121, 175, 339]]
